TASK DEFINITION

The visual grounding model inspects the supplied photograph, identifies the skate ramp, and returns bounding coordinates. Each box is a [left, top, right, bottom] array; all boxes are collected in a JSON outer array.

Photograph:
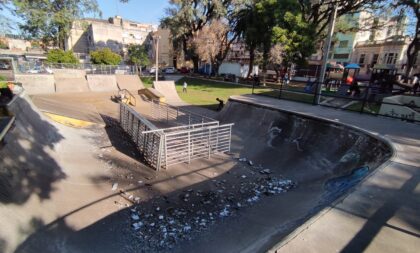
[[218, 98, 391, 184], [153, 80, 186, 106], [54, 69, 89, 93], [87, 75, 118, 92], [115, 74, 144, 91], [15, 74, 55, 95], [32, 96, 105, 127]]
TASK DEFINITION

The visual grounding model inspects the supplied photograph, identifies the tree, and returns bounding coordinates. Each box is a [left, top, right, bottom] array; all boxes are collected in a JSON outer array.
[[12, 0, 100, 49], [46, 49, 78, 64], [390, 0, 419, 78], [193, 20, 232, 75], [127, 44, 150, 75], [90, 48, 122, 65], [161, 0, 230, 72]]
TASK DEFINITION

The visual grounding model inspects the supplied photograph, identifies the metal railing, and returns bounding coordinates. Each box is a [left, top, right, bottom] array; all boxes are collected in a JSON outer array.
[[150, 100, 216, 126], [119, 101, 234, 170], [252, 80, 420, 123]]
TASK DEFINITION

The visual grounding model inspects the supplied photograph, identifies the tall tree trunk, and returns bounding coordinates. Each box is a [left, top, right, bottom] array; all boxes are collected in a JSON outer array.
[[262, 45, 270, 85], [247, 45, 256, 78], [192, 55, 199, 73], [405, 21, 419, 81]]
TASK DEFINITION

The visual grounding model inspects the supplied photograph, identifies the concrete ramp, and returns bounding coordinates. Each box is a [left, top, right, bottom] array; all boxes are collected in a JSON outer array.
[[87, 75, 118, 92], [54, 69, 89, 93], [153, 80, 186, 106], [15, 74, 55, 95], [115, 74, 144, 91], [32, 96, 105, 126]]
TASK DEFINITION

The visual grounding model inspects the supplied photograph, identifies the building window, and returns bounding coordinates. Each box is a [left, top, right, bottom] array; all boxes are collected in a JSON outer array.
[[359, 54, 366, 64], [338, 40, 349, 48], [371, 54, 379, 65], [384, 53, 398, 64], [333, 53, 349, 59], [130, 23, 137, 27]]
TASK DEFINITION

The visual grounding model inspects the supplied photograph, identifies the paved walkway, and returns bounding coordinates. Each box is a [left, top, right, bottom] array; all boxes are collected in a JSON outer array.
[[230, 95, 420, 253]]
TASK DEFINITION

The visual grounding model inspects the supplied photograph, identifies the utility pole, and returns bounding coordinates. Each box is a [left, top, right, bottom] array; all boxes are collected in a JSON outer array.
[[155, 35, 160, 82], [315, 4, 337, 105]]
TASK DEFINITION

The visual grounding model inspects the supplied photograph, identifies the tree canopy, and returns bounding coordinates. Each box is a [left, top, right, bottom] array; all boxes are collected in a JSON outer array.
[[127, 44, 150, 67], [46, 49, 79, 64], [90, 48, 122, 65], [12, 0, 101, 49]]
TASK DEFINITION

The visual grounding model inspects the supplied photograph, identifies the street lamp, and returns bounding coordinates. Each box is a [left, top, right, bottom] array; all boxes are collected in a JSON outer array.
[[315, 4, 338, 104], [154, 35, 161, 82]]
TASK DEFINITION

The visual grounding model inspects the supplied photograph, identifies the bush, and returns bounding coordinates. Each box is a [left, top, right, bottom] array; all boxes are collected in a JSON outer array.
[[0, 40, 8, 49], [90, 48, 122, 65], [47, 49, 79, 64]]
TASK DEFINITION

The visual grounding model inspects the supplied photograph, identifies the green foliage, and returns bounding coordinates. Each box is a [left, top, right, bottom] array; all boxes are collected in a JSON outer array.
[[127, 44, 149, 66], [0, 40, 8, 49], [90, 48, 122, 65], [12, 0, 100, 49], [47, 49, 79, 64]]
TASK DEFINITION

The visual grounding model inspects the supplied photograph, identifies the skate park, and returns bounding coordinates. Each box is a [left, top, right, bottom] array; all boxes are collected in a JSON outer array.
[[0, 69, 419, 253]]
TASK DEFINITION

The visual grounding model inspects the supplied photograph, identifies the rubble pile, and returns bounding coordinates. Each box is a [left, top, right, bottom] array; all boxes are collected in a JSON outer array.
[[129, 161, 296, 251]]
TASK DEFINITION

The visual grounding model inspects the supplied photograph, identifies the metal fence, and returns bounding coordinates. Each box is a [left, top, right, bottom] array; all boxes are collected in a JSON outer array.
[[119, 102, 234, 170], [15, 61, 138, 75], [252, 80, 420, 123]]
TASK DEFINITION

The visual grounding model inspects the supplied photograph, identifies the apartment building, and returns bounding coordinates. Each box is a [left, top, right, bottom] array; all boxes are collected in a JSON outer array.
[[66, 16, 157, 60]]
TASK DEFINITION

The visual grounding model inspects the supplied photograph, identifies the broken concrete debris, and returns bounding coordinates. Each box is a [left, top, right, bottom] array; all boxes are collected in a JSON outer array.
[[129, 176, 296, 251]]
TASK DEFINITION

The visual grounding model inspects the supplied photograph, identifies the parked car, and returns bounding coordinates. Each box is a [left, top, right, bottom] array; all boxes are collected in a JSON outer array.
[[179, 67, 190, 74], [164, 67, 176, 74]]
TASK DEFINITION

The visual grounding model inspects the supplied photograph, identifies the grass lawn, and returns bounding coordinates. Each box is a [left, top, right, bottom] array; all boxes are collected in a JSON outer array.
[[174, 77, 259, 110], [140, 76, 316, 110]]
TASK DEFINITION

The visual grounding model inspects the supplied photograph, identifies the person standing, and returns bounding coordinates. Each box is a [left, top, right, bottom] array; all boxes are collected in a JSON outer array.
[[183, 81, 188, 93]]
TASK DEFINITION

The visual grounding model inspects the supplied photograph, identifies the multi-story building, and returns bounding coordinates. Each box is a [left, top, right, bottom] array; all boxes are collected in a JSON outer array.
[[150, 29, 174, 67], [66, 16, 157, 61]]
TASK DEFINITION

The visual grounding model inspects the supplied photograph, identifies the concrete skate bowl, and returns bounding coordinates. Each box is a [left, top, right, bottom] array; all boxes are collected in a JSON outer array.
[[0, 95, 66, 252], [13, 99, 394, 253]]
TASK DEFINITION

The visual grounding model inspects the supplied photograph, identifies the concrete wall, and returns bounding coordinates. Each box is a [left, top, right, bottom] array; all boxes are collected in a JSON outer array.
[[379, 95, 420, 121], [87, 75, 118, 92], [15, 74, 55, 95]]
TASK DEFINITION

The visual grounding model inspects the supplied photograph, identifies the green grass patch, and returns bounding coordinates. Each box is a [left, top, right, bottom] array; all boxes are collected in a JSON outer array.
[[140, 76, 154, 88], [174, 77, 260, 110]]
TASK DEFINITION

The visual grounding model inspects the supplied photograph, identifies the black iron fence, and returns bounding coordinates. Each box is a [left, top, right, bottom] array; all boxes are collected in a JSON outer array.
[[252, 81, 420, 123]]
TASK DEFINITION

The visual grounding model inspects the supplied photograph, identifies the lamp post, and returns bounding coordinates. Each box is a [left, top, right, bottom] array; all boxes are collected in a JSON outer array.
[[155, 35, 161, 82], [315, 4, 338, 104]]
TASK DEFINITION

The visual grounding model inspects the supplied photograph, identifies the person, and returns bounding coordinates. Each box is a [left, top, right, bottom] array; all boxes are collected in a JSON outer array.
[[216, 98, 224, 111], [183, 81, 187, 93], [253, 74, 260, 86], [283, 72, 290, 85]]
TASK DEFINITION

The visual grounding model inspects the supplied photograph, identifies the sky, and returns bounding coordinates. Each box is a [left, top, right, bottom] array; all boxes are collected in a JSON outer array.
[[0, 0, 170, 35], [96, 0, 170, 25]]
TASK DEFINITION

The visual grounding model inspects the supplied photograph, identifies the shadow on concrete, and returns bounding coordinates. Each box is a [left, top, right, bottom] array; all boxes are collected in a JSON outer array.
[[0, 96, 66, 204]]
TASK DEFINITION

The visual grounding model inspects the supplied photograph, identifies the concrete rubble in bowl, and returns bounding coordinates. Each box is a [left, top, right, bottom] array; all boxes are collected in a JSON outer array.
[[127, 159, 296, 251]]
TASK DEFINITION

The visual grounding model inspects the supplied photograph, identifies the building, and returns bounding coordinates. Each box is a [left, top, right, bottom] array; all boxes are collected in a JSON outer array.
[[66, 16, 157, 61], [326, 12, 407, 65], [351, 35, 415, 75]]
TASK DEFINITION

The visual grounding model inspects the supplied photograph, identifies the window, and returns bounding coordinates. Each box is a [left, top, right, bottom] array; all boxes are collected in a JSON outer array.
[[130, 23, 137, 27], [359, 54, 366, 64], [384, 53, 398, 64], [371, 54, 379, 65], [338, 40, 349, 48]]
